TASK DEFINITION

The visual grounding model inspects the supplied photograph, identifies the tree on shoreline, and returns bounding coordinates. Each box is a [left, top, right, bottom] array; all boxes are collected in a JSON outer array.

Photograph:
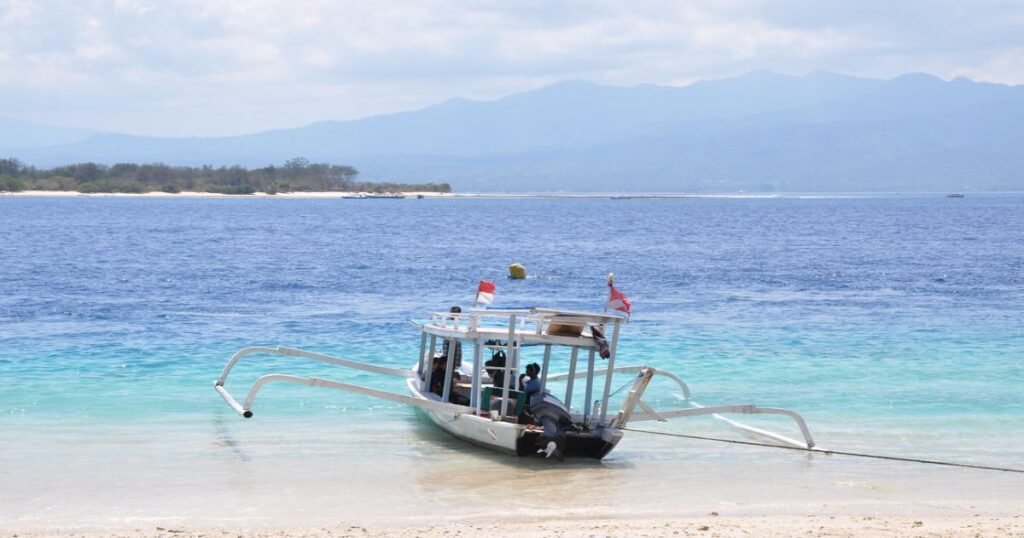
[[0, 157, 451, 194]]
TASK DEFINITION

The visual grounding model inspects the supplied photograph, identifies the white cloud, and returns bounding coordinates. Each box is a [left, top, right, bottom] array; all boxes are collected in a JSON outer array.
[[0, 0, 1021, 136]]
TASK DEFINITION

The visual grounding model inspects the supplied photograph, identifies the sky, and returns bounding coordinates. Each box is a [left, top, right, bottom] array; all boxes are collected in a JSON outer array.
[[1, 0, 1022, 137]]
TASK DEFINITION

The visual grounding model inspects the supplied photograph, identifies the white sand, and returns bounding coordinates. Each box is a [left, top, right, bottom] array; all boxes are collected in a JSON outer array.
[[13, 515, 1024, 537]]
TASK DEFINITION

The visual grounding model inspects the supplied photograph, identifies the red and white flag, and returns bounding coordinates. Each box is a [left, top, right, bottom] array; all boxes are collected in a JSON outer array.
[[606, 274, 631, 315], [475, 280, 495, 305]]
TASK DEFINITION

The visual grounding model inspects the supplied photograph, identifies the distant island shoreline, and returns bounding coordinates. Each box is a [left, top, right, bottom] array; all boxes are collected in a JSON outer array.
[[0, 157, 452, 196], [3, 190, 1005, 200], [2, 189, 452, 199]]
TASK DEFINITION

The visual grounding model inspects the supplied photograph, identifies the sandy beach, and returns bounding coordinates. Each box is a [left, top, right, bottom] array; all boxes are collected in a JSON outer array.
[[13, 516, 1024, 537]]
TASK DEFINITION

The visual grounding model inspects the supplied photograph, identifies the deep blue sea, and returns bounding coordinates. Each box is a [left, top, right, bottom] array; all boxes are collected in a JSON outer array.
[[1, 194, 1022, 529]]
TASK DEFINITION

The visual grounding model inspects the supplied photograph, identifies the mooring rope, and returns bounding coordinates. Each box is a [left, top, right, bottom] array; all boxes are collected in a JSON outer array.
[[621, 427, 1024, 474]]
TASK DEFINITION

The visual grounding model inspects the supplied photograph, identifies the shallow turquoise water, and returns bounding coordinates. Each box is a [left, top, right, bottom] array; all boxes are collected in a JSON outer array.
[[0, 194, 1022, 529]]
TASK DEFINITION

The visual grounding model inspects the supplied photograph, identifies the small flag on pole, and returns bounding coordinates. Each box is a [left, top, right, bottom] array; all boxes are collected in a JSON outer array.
[[606, 273, 631, 315], [475, 280, 496, 305]]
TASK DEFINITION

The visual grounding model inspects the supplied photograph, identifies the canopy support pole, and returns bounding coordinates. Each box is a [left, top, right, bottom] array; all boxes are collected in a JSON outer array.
[[599, 321, 621, 424], [583, 349, 595, 422], [441, 337, 456, 403], [564, 347, 579, 409], [417, 332, 427, 377], [539, 344, 552, 394], [471, 341, 482, 411], [499, 314, 517, 418]]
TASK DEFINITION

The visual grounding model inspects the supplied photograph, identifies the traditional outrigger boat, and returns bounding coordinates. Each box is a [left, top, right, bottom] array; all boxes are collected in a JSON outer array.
[[214, 307, 816, 460]]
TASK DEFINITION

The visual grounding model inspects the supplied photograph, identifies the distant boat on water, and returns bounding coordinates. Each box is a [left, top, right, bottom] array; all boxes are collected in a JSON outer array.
[[947, 193, 965, 198]]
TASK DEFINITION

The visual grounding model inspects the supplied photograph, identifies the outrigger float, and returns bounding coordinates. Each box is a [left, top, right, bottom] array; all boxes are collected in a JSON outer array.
[[215, 307, 816, 460]]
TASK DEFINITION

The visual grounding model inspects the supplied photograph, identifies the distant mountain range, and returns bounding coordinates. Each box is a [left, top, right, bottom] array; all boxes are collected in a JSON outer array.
[[3, 71, 1022, 192]]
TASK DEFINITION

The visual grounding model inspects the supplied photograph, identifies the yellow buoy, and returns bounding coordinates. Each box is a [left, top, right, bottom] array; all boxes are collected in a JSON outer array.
[[508, 263, 526, 279]]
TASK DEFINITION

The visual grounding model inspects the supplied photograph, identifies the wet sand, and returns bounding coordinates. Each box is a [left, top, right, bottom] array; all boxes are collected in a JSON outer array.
[[3, 418, 1023, 536]]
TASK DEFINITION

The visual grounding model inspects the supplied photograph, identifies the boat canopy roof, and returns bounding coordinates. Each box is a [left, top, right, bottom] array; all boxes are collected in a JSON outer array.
[[417, 307, 625, 349]]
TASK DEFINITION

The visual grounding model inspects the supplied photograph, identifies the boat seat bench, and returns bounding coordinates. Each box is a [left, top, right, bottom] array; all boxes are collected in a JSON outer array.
[[481, 386, 527, 416]]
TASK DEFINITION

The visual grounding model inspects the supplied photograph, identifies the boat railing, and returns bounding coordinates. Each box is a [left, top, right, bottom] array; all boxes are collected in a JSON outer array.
[[426, 309, 533, 333], [424, 308, 625, 339], [418, 308, 627, 424]]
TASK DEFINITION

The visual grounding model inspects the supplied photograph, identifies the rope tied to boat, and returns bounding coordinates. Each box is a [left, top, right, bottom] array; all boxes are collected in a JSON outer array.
[[621, 427, 1024, 475], [607, 376, 636, 400]]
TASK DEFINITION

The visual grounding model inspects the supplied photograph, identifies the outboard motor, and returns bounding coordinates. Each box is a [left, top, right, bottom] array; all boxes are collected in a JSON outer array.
[[529, 392, 573, 459]]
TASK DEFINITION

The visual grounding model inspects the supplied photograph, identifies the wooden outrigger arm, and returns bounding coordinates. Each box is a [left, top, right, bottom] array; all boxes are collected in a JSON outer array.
[[213, 346, 474, 419], [216, 346, 416, 382], [626, 403, 817, 449], [549, 364, 815, 449]]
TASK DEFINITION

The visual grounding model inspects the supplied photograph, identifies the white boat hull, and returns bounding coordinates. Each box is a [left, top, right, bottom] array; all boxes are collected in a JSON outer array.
[[404, 376, 623, 459], [406, 376, 522, 455]]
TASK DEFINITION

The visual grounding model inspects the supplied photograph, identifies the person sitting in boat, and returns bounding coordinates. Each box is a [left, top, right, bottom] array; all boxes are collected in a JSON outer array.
[[519, 363, 542, 398], [440, 339, 462, 369], [429, 355, 451, 395], [484, 349, 514, 393], [516, 362, 544, 424], [429, 354, 469, 405]]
